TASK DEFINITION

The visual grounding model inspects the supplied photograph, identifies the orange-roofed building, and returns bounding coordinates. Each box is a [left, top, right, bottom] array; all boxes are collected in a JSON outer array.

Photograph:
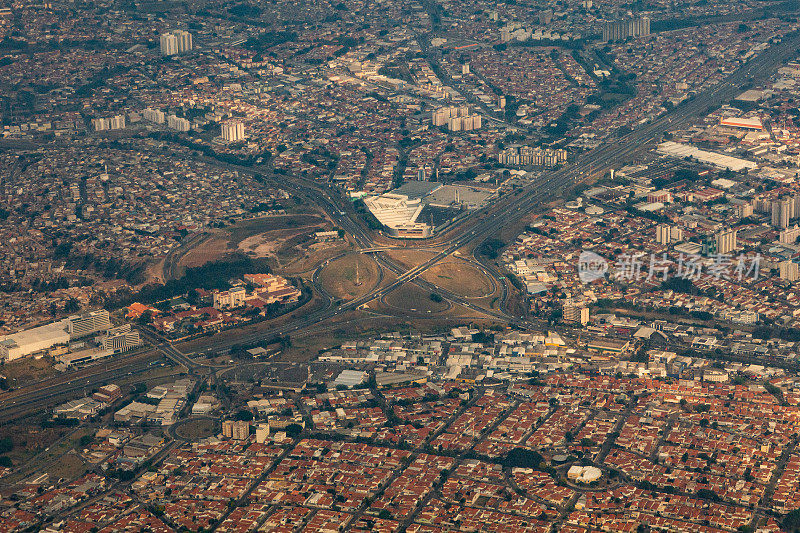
[[126, 302, 161, 320]]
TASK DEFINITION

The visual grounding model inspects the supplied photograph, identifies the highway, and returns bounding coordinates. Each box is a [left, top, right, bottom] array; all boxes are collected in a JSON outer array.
[[0, 353, 168, 423], [123, 29, 800, 364], [3, 29, 800, 423]]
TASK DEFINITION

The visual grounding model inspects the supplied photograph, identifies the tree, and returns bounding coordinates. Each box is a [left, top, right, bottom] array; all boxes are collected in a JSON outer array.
[[64, 298, 81, 314], [502, 448, 544, 469], [234, 409, 254, 421], [0, 438, 13, 454], [285, 423, 303, 438], [785, 509, 800, 532]]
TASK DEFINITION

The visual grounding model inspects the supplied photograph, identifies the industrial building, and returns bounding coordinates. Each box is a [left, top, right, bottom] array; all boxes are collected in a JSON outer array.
[[0, 319, 70, 361], [657, 142, 757, 172]]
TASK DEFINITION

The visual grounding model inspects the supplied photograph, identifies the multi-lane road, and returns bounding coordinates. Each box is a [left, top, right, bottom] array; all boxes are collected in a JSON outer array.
[[160, 29, 800, 361], [3, 30, 800, 420]]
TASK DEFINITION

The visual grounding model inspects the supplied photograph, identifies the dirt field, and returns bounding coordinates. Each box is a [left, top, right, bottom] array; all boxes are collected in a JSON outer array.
[[383, 249, 437, 271], [170, 215, 332, 275], [420, 259, 493, 298], [176, 418, 217, 441], [281, 240, 352, 276], [43, 452, 87, 482], [178, 236, 230, 270], [2, 356, 57, 388], [227, 215, 328, 247], [318, 254, 380, 300], [383, 283, 451, 314]]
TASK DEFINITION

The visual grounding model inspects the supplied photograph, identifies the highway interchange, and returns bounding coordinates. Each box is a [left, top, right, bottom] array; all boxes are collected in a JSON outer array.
[[4, 29, 800, 423]]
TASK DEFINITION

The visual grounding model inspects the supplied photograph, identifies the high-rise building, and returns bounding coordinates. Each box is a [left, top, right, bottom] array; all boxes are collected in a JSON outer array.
[[563, 303, 589, 325], [602, 17, 650, 41], [160, 32, 178, 56], [221, 121, 245, 142], [780, 260, 799, 281], [655, 224, 671, 245], [176, 30, 193, 53], [67, 310, 111, 340], [715, 228, 737, 254], [772, 197, 791, 229], [498, 146, 568, 167], [143, 108, 165, 124], [108, 115, 125, 130], [255, 423, 270, 444], [92, 116, 125, 131], [160, 30, 192, 56], [432, 106, 482, 131], [166, 114, 191, 132], [232, 420, 249, 440]]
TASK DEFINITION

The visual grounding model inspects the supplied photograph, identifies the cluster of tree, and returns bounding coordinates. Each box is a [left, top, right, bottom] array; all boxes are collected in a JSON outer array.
[[502, 448, 545, 470], [479, 238, 505, 259], [227, 3, 261, 18], [353, 199, 384, 231]]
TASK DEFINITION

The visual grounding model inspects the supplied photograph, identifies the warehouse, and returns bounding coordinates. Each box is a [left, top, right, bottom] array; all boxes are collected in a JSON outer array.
[[0, 319, 70, 361]]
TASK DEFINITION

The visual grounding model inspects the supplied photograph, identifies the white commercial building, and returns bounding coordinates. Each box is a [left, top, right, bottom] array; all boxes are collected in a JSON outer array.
[[213, 286, 247, 309], [0, 319, 70, 361], [68, 309, 112, 339], [102, 324, 142, 353]]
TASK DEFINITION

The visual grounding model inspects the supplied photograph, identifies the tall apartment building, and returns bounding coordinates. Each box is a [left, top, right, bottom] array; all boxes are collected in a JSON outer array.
[[772, 197, 792, 229], [67, 310, 112, 340], [733, 201, 753, 219], [432, 106, 482, 132], [655, 224, 671, 245], [92, 115, 126, 131], [563, 303, 589, 325], [160, 33, 178, 56], [715, 228, 737, 254], [780, 261, 799, 281], [166, 114, 191, 132], [498, 146, 568, 167], [602, 17, 650, 41], [160, 30, 192, 56], [221, 121, 245, 142], [143, 108, 165, 124], [655, 224, 683, 245], [255, 423, 270, 443], [222, 420, 250, 440]]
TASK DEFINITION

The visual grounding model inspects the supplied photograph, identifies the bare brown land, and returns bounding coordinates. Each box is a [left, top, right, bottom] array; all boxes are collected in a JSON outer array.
[[318, 254, 380, 300]]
